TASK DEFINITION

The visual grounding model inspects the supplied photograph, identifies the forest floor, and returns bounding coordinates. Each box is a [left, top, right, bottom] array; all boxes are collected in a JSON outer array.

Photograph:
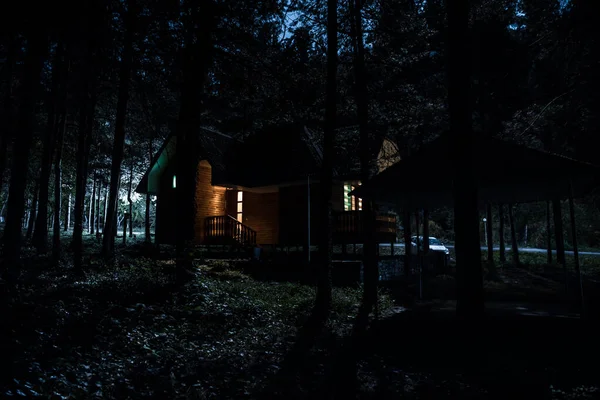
[[1, 234, 599, 399]]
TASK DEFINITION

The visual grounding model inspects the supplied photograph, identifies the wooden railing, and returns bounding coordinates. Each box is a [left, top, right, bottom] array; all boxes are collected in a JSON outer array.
[[332, 210, 397, 244], [204, 215, 257, 246]]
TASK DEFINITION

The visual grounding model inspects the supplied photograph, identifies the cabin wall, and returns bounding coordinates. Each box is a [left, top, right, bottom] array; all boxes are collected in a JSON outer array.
[[194, 160, 226, 243], [244, 191, 279, 245]]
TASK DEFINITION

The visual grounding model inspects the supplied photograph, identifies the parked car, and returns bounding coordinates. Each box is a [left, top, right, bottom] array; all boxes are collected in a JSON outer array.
[[410, 236, 450, 257]]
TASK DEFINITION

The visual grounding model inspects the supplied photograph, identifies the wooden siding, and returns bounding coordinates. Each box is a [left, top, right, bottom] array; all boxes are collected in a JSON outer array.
[[194, 160, 226, 243], [243, 191, 279, 245]]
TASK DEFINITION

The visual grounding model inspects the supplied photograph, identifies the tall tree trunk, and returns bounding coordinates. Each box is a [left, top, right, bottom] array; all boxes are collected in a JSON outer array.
[[145, 140, 153, 242], [546, 200, 553, 264], [0, 36, 16, 199], [447, 0, 484, 319], [103, 183, 109, 231], [64, 191, 71, 231], [553, 199, 566, 266], [90, 172, 96, 235], [486, 204, 494, 265], [26, 179, 40, 240], [175, 1, 217, 282], [53, 92, 68, 263], [128, 159, 133, 237], [2, 32, 47, 279], [73, 64, 97, 271], [403, 209, 412, 276], [351, 0, 377, 327], [32, 42, 64, 251], [102, 0, 136, 258], [95, 179, 101, 234], [508, 203, 519, 266], [498, 204, 506, 263]]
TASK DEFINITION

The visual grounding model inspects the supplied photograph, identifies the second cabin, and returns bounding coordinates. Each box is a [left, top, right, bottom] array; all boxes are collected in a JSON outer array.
[[136, 124, 402, 248]]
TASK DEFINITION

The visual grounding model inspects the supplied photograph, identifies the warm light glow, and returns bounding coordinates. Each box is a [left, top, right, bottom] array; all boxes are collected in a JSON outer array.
[[344, 182, 362, 211], [237, 190, 243, 222]]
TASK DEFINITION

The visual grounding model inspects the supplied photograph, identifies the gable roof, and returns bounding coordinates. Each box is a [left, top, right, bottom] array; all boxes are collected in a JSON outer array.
[[136, 123, 402, 194], [135, 127, 238, 194], [218, 123, 322, 187]]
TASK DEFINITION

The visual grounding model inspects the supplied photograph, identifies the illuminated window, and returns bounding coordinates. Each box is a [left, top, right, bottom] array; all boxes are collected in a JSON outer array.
[[172, 175, 176, 188], [344, 182, 362, 211], [236, 191, 243, 222]]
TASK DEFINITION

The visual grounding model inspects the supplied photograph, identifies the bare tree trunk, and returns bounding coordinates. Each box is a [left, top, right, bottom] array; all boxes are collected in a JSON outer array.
[[553, 199, 565, 266], [145, 140, 153, 243], [546, 200, 553, 264], [103, 183, 108, 231], [403, 209, 412, 276], [447, 0, 484, 319], [102, 0, 136, 258], [128, 159, 133, 237], [73, 64, 97, 271], [175, 1, 217, 283], [2, 32, 47, 278], [53, 95, 68, 263], [33, 42, 64, 251], [64, 191, 71, 232], [96, 179, 101, 234], [90, 172, 96, 235], [498, 204, 506, 263], [0, 36, 16, 200], [486, 204, 494, 265], [351, 0, 377, 328], [26, 179, 40, 240], [508, 203, 519, 266]]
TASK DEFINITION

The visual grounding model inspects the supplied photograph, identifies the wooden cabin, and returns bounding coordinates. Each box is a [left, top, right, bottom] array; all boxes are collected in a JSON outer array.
[[135, 125, 401, 247]]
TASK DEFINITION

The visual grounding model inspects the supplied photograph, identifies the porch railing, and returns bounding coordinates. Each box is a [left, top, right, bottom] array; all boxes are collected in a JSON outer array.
[[332, 210, 397, 243], [204, 215, 257, 246]]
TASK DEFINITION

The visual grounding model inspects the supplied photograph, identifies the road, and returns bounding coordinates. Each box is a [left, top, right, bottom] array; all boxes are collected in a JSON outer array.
[[379, 243, 600, 257]]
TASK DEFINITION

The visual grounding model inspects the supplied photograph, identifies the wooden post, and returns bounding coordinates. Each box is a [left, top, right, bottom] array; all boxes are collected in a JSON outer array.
[[568, 183, 585, 316]]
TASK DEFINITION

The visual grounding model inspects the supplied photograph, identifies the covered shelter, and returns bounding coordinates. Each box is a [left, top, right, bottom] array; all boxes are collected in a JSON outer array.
[[351, 133, 600, 316], [351, 134, 600, 209]]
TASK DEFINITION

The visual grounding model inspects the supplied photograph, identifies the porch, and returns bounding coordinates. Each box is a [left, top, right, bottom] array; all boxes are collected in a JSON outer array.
[[203, 211, 397, 247]]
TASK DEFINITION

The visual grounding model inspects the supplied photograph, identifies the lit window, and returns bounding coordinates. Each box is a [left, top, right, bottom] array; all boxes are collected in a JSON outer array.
[[236, 191, 243, 221], [172, 175, 176, 188], [343, 182, 362, 211]]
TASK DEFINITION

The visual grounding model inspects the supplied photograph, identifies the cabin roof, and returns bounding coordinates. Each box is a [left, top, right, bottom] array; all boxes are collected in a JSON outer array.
[[136, 123, 402, 194], [135, 127, 238, 195], [351, 134, 600, 208]]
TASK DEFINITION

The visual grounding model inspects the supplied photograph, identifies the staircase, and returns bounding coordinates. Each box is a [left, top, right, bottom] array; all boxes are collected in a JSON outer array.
[[204, 215, 257, 247]]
